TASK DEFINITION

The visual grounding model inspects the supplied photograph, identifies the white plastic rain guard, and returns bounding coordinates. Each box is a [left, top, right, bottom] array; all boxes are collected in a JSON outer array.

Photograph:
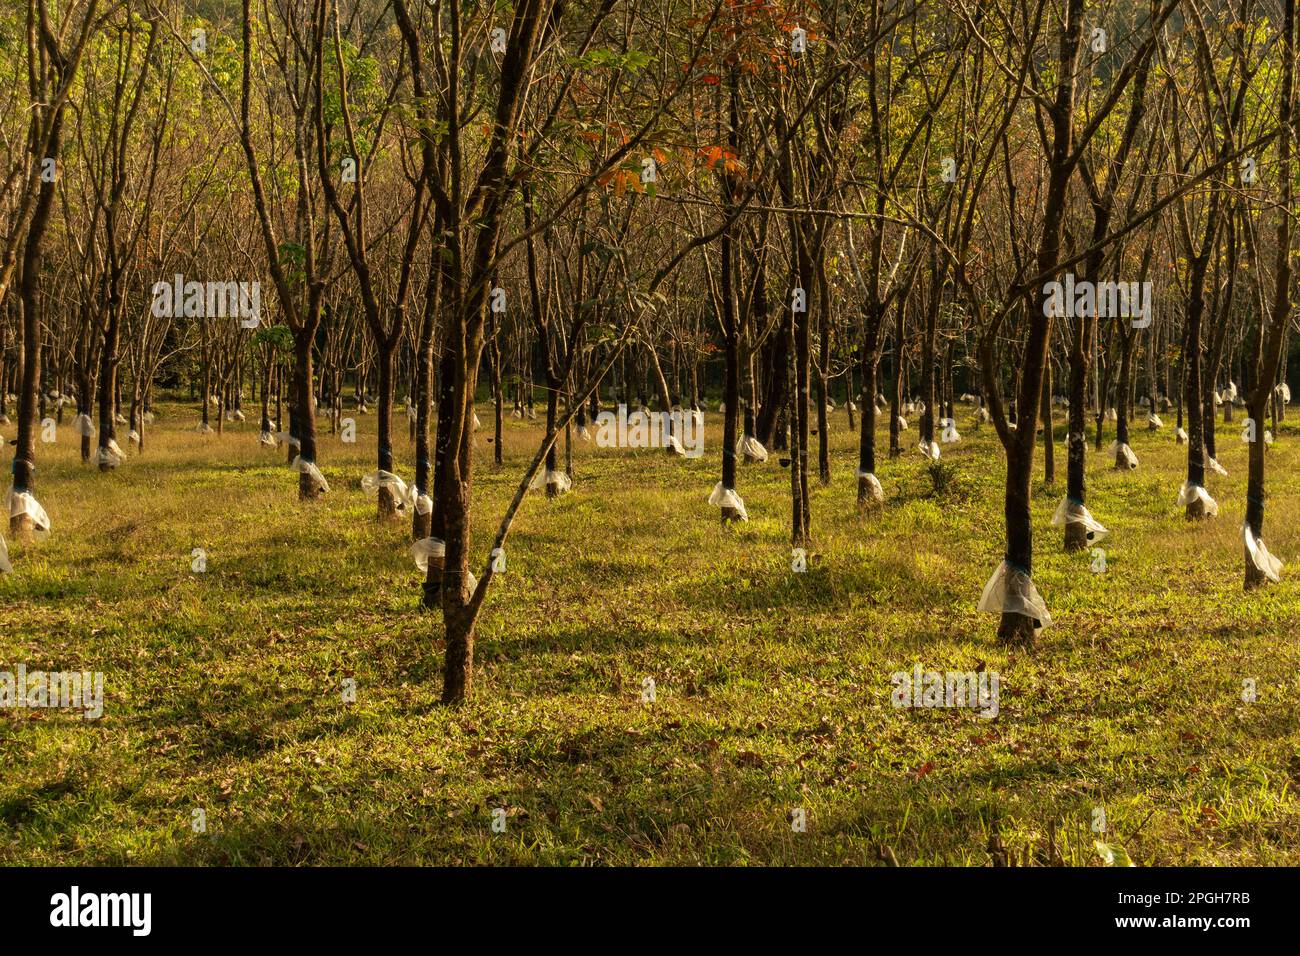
[[940, 418, 961, 442], [411, 535, 443, 571], [1147, 413, 1164, 429], [114, 413, 128, 426], [73, 413, 95, 438], [977, 407, 990, 424], [409, 536, 478, 590], [919, 439, 940, 460], [94, 439, 125, 468], [1278, 383, 1292, 404], [1208, 456, 1228, 477], [1109, 441, 1139, 469], [472, 411, 481, 430], [362, 470, 408, 505], [737, 435, 768, 462], [1243, 522, 1282, 582], [978, 560, 1052, 629], [195, 422, 214, 434], [128, 429, 140, 444], [0, 531, 9, 573], [848, 401, 858, 412], [1176, 426, 1188, 443], [291, 455, 330, 493], [579, 425, 592, 441], [1177, 481, 1219, 516], [529, 469, 571, 494], [1226, 381, 1239, 402], [718, 402, 726, 413], [259, 430, 276, 447], [1105, 407, 1117, 422], [406, 404, 417, 423], [896, 415, 909, 430], [856, 469, 883, 500], [6, 487, 50, 538], [1051, 496, 1108, 543], [512, 408, 523, 419], [708, 481, 748, 521], [224, 409, 245, 422], [142, 411, 155, 424]]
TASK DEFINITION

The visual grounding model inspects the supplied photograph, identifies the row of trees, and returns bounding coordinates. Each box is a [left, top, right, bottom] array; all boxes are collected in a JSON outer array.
[[1, 0, 1297, 699]]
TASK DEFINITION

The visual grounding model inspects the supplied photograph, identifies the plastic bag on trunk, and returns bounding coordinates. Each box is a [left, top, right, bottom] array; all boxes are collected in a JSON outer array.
[[259, 430, 276, 447], [1277, 383, 1292, 404], [411, 536, 444, 571], [1051, 496, 1108, 543], [1243, 522, 1282, 582], [529, 469, 571, 494], [409, 536, 478, 591], [978, 560, 1052, 629], [73, 413, 95, 438], [919, 439, 940, 460], [1176, 426, 1188, 443], [129, 429, 141, 445], [291, 456, 330, 494], [6, 488, 50, 538], [1208, 457, 1228, 477], [1109, 441, 1138, 469], [737, 435, 768, 462], [94, 439, 125, 468], [856, 469, 883, 501], [708, 481, 748, 521], [896, 415, 909, 430], [362, 470, 408, 504], [195, 422, 214, 434], [1177, 481, 1219, 516], [1146, 413, 1164, 430]]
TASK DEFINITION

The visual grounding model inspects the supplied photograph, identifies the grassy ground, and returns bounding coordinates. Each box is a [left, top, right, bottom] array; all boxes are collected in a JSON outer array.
[[2, 396, 1299, 866]]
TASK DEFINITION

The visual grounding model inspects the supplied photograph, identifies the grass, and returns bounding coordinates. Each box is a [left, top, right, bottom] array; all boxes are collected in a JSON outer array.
[[2, 398, 1299, 866]]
